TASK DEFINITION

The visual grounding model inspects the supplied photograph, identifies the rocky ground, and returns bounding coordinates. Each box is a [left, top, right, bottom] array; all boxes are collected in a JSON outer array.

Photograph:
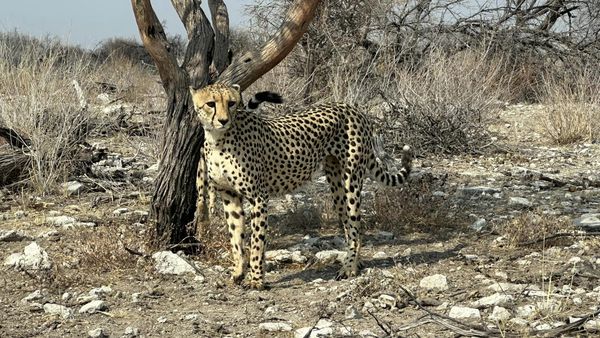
[[1, 103, 599, 337]]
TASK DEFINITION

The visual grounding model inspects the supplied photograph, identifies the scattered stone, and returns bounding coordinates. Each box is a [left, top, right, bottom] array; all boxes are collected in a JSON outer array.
[[372, 251, 387, 259], [375, 231, 394, 240], [259, 322, 293, 332], [515, 304, 536, 318], [489, 306, 511, 322], [470, 218, 487, 232], [112, 207, 129, 216], [378, 294, 397, 309], [89, 286, 112, 297], [184, 314, 199, 321], [471, 293, 514, 308], [43, 303, 73, 319], [265, 249, 307, 264], [123, 326, 140, 337], [46, 215, 76, 227], [62, 181, 84, 195], [345, 305, 361, 319], [0, 230, 32, 242], [152, 251, 196, 275], [488, 282, 539, 293], [448, 306, 481, 320], [315, 250, 346, 264], [22, 290, 43, 303], [157, 316, 168, 323], [419, 274, 449, 291], [584, 319, 600, 332], [4, 242, 52, 270], [88, 328, 108, 338], [574, 213, 600, 231], [458, 186, 501, 198], [79, 300, 108, 314], [509, 197, 533, 208], [14, 210, 26, 219]]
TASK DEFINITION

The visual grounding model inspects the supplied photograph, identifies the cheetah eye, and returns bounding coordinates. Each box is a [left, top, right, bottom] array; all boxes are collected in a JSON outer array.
[[227, 101, 236, 108], [206, 101, 216, 108]]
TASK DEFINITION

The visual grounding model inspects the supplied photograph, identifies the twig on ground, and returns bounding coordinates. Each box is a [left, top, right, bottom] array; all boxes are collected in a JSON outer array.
[[367, 309, 392, 336], [520, 232, 600, 246]]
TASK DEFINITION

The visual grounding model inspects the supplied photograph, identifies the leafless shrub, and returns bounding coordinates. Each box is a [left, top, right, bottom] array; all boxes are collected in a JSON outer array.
[[371, 173, 466, 236], [498, 211, 575, 247], [540, 64, 600, 144]]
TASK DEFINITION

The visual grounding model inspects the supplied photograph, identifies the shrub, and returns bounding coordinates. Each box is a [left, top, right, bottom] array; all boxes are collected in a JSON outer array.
[[540, 64, 600, 144]]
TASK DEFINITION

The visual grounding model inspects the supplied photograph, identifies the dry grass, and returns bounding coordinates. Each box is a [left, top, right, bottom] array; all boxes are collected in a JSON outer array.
[[540, 64, 600, 144], [371, 173, 468, 236], [0, 32, 160, 194], [498, 211, 575, 247]]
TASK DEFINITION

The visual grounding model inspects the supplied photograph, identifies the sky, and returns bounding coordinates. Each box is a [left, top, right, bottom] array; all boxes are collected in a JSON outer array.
[[0, 0, 254, 49]]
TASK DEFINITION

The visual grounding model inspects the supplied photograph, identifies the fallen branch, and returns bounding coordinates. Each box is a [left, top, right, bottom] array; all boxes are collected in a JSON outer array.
[[367, 309, 392, 336], [519, 232, 600, 246]]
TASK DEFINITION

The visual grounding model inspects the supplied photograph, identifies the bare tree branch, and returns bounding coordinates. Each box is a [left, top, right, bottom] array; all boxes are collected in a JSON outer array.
[[131, 0, 180, 90], [171, 0, 215, 87], [219, 0, 321, 90], [208, 0, 231, 74]]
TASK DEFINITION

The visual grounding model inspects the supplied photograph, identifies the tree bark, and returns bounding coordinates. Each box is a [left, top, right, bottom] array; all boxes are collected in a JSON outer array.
[[132, 0, 321, 249]]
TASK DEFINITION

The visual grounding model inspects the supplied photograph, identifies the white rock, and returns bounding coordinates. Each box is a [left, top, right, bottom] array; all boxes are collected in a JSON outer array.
[[471, 293, 513, 308], [4, 242, 52, 270], [0, 230, 31, 242], [509, 197, 533, 208], [584, 319, 600, 332], [152, 251, 196, 275], [419, 274, 448, 291], [21, 290, 43, 303], [372, 251, 387, 259], [265, 249, 307, 264], [315, 250, 346, 264], [46, 215, 76, 227], [88, 328, 108, 338], [259, 322, 293, 332], [89, 286, 112, 297], [375, 231, 394, 240], [516, 304, 536, 318], [79, 300, 108, 314], [509, 318, 529, 326], [448, 306, 481, 320], [62, 181, 84, 195], [43, 303, 73, 319], [470, 218, 487, 232], [157, 316, 168, 323], [184, 314, 199, 321], [15, 210, 26, 219], [113, 207, 129, 215], [123, 326, 140, 337], [378, 294, 397, 309], [345, 305, 361, 319], [489, 306, 511, 322]]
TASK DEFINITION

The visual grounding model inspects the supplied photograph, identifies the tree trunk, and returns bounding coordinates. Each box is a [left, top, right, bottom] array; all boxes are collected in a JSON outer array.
[[132, 0, 321, 249]]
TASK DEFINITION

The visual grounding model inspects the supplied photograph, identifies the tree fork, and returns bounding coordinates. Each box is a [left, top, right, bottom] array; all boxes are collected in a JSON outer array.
[[131, 0, 320, 249]]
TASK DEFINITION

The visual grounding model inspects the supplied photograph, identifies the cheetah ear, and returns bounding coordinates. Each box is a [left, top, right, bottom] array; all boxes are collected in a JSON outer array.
[[188, 86, 197, 96], [231, 84, 241, 93]]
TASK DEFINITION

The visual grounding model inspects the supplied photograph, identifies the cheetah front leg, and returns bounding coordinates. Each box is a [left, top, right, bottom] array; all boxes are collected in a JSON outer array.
[[248, 197, 269, 290], [220, 190, 246, 284]]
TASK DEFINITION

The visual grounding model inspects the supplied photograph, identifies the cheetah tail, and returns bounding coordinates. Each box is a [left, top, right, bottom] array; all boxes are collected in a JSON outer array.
[[246, 91, 284, 110], [370, 145, 413, 186]]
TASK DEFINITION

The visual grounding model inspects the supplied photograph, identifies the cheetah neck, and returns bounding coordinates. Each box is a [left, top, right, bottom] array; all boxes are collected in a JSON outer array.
[[204, 129, 228, 147]]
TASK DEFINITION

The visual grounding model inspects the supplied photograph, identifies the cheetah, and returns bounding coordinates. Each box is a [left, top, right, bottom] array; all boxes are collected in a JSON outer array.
[[190, 83, 413, 289]]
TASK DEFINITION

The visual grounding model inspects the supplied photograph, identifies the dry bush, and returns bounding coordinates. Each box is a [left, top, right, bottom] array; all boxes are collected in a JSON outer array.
[[498, 211, 575, 247], [386, 48, 508, 154], [371, 173, 467, 236], [540, 64, 600, 144], [0, 33, 98, 193]]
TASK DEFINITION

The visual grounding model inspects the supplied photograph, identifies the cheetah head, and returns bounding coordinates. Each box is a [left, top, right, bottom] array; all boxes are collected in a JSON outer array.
[[189, 83, 242, 131]]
